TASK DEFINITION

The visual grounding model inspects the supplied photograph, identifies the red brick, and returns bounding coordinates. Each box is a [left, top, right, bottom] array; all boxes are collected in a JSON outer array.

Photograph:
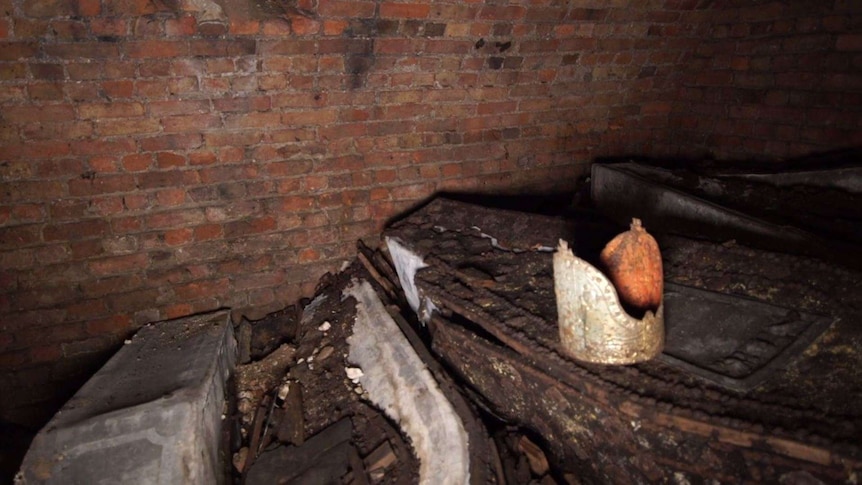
[[106, 288, 160, 313], [323, 19, 348, 36], [91, 196, 124, 216], [213, 95, 272, 112], [229, 18, 260, 35], [262, 18, 292, 36], [30, 63, 65, 80], [281, 109, 340, 126], [125, 40, 188, 58], [156, 188, 187, 207], [233, 270, 286, 291], [22, 0, 75, 17], [4, 104, 75, 123], [165, 15, 197, 36], [374, 169, 397, 183], [694, 71, 734, 86], [149, 99, 210, 116], [68, 174, 136, 196], [837, 34, 862, 51], [224, 112, 282, 129], [103, 0, 163, 15], [391, 182, 434, 200], [70, 239, 105, 259], [49, 199, 87, 220], [122, 153, 153, 172], [30, 344, 63, 364], [145, 209, 206, 230], [88, 253, 148, 276], [189, 38, 256, 57], [224, 216, 277, 238], [156, 152, 186, 169], [0, 250, 33, 276], [197, 165, 258, 184], [291, 16, 320, 36], [275, 178, 300, 194], [161, 303, 193, 319], [86, 315, 132, 336], [194, 224, 223, 241], [370, 188, 390, 201], [44, 43, 119, 59], [29, 82, 64, 101], [167, 76, 199, 96], [91, 18, 128, 37], [186, 150, 217, 166], [0, 63, 26, 81], [95, 118, 160, 136], [318, 1, 377, 18], [87, 155, 118, 173], [174, 278, 229, 301], [641, 101, 672, 115], [21, 121, 93, 141], [297, 247, 321, 263], [164, 227, 194, 246], [66, 62, 105, 81], [123, 193, 150, 211], [380, 2, 430, 18], [72, 138, 137, 156], [478, 5, 525, 20], [42, 219, 110, 241], [140, 133, 203, 151], [280, 196, 315, 211]]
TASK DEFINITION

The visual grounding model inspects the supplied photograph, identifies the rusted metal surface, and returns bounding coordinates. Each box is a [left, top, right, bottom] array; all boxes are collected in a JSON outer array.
[[385, 197, 862, 483]]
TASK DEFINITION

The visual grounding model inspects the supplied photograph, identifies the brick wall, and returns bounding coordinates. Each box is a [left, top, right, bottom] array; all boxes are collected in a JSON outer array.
[[0, 0, 859, 427], [670, 0, 862, 159]]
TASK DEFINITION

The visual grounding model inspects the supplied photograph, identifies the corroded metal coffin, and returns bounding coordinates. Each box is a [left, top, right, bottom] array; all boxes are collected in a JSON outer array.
[[384, 197, 862, 484]]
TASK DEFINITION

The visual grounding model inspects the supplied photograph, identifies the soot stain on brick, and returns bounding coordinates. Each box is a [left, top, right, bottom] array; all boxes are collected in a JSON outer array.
[[343, 19, 380, 89]]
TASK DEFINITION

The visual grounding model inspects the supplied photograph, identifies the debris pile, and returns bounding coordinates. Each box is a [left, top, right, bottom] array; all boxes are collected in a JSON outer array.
[[228, 256, 568, 484], [230, 166, 862, 482]]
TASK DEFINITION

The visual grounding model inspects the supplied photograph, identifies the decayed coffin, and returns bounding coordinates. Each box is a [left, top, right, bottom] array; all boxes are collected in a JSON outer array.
[[383, 198, 862, 484]]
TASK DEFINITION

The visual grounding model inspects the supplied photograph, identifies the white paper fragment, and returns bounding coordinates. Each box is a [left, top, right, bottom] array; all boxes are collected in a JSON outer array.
[[344, 279, 470, 485], [384, 237, 441, 324], [384, 237, 427, 313]]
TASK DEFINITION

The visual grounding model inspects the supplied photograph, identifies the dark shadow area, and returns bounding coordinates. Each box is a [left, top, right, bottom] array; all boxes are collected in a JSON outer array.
[[0, 421, 35, 485]]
